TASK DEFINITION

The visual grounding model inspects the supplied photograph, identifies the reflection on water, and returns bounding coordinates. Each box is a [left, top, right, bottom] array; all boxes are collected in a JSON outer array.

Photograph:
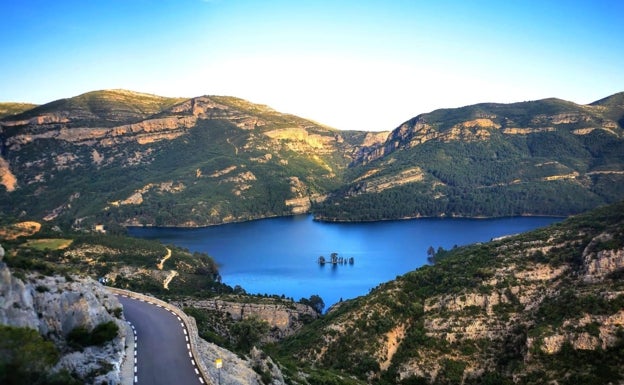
[[129, 215, 561, 308]]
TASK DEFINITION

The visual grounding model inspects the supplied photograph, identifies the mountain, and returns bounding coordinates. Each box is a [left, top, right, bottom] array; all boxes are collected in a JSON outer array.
[[315, 94, 624, 220], [275, 201, 624, 384], [1, 89, 184, 126], [0, 102, 38, 119], [0, 90, 380, 228], [1, 89, 624, 228]]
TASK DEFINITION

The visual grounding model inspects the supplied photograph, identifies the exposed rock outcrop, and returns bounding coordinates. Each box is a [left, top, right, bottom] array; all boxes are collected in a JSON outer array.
[[582, 232, 624, 282], [0, 155, 17, 191], [177, 298, 318, 340], [0, 253, 126, 384], [196, 341, 286, 385]]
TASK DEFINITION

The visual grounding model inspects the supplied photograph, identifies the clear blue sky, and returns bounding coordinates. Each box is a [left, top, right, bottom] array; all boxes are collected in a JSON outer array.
[[1, 0, 623, 131]]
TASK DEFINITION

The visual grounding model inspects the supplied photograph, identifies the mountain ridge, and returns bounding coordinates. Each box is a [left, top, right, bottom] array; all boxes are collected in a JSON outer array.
[[314, 92, 624, 221], [0, 89, 377, 228], [1, 89, 624, 227]]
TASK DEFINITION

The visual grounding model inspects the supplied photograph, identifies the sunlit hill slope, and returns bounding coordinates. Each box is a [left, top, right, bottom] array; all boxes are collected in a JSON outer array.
[[1, 89, 623, 228]]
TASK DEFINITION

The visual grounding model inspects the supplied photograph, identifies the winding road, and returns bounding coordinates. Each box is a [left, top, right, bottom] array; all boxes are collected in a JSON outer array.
[[117, 295, 206, 385]]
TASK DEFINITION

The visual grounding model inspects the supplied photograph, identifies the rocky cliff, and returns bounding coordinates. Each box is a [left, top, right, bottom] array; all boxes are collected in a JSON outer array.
[[316, 94, 624, 221], [0, 244, 127, 384], [2, 89, 623, 225], [0, 89, 375, 228], [197, 342, 286, 385], [354, 98, 624, 166], [177, 297, 318, 341]]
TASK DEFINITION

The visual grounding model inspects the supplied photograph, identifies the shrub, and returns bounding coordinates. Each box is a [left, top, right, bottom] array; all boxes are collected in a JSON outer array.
[[67, 321, 119, 348], [67, 326, 91, 348], [0, 325, 60, 384], [231, 316, 270, 352], [90, 321, 119, 346]]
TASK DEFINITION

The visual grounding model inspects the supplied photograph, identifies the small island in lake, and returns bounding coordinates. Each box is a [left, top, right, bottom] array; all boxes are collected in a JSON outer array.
[[318, 252, 354, 265]]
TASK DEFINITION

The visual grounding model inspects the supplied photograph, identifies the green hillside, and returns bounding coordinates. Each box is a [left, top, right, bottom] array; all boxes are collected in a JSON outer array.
[[0, 220, 224, 296], [0, 90, 371, 228], [274, 201, 624, 384], [3, 89, 185, 127], [1, 90, 624, 228], [315, 95, 624, 220], [0, 102, 38, 119]]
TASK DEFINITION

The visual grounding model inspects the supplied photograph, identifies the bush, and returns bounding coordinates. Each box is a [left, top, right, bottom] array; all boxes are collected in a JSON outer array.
[[0, 325, 60, 384], [67, 326, 91, 348], [91, 321, 119, 345], [67, 321, 119, 348], [231, 316, 270, 353]]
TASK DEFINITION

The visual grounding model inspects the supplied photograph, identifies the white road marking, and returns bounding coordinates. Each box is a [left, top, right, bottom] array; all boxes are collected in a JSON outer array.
[[125, 295, 209, 384]]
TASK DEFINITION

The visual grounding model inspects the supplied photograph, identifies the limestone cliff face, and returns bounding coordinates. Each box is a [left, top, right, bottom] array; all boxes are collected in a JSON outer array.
[[582, 232, 624, 282], [177, 298, 318, 341], [0, 155, 17, 192], [0, 261, 38, 330], [4, 115, 197, 150], [197, 342, 286, 385], [0, 90, 370, 228], [352, 99, 623, 166], [0, 250, 126, 384]]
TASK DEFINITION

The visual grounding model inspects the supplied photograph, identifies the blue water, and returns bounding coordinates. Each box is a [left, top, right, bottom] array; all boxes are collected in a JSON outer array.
[[128, 215, 561, 308]]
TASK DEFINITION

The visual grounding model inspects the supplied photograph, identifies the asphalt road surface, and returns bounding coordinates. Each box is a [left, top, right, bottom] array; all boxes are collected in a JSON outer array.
[[118, 295, 205, 385]]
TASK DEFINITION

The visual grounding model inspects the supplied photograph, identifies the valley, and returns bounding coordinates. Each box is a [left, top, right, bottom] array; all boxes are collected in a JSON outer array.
[[1, 90, 623, 229], [1, 89, 623, 384]]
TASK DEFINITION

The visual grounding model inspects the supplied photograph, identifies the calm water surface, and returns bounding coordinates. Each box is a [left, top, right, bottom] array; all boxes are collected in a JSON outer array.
[[128, 215, 561, 308]]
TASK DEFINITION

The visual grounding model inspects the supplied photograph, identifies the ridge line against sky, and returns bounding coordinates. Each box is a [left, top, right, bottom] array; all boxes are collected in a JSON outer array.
[[1, 0, 623, 131]]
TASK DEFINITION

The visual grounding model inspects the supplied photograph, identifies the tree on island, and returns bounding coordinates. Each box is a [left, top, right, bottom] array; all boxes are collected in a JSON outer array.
[[427, 246, 436, 264]]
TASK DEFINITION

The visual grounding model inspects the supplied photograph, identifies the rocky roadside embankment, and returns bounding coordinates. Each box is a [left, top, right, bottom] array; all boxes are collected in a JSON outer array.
[[174, 297, 319, 341], [0, 244, 127, 384]]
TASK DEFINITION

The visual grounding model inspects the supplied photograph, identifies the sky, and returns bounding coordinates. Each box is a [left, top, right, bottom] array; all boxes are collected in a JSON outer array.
[[1, 0, 623, 131]]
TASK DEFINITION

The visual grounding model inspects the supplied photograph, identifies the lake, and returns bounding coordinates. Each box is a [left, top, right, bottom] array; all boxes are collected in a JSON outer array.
[[128, 215, 561, 309]]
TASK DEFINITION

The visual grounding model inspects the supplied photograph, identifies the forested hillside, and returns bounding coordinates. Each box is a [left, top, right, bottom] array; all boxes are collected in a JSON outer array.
[[275, 201, 624, 384], [1, 89, 623, 227], [315, 94, 624, 220], [0, 90, 376, 228]]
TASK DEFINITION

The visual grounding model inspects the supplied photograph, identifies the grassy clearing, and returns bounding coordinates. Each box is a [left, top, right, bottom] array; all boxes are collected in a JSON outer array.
[[24, 238, 73, 251]]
